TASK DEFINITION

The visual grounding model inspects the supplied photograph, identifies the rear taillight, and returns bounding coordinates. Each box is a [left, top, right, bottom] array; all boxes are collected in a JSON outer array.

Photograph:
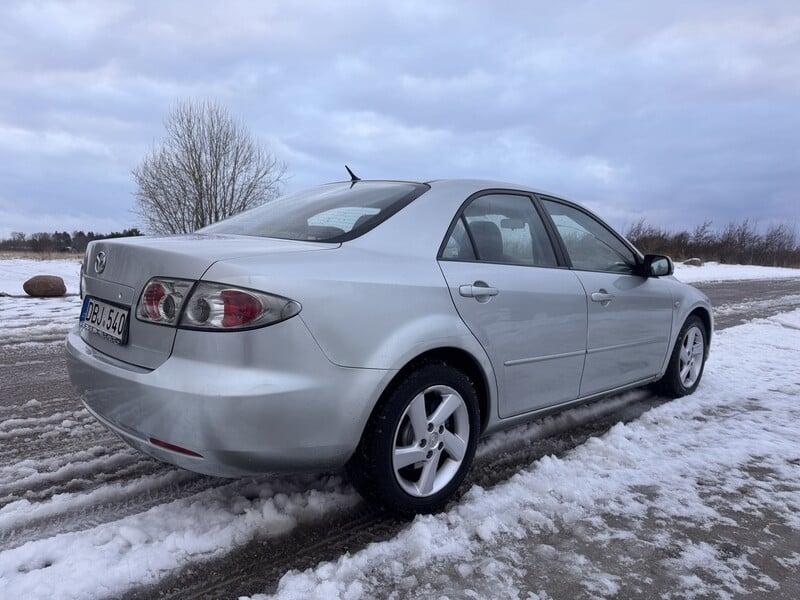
[[136, 278, 194, 325], [142, 282, 166, 319], [136, 278, 301, 331], [220, 290, 262, 327], [181, 282, 301, 330]]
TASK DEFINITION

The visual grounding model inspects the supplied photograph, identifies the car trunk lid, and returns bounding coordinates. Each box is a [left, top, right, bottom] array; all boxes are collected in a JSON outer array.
[[80, 234, 335, 369]]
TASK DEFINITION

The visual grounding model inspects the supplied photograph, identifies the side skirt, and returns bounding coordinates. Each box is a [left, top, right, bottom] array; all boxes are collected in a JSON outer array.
[[482, 375, 659, 437]]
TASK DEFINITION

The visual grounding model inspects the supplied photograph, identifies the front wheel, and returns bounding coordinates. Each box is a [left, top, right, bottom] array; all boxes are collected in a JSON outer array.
[[346, 363, 480, 516], [654, 315, 708, 398]]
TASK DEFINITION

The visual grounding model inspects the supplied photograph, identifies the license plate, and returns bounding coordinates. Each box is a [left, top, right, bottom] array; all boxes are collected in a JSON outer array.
[[80, 296, 130, 345]]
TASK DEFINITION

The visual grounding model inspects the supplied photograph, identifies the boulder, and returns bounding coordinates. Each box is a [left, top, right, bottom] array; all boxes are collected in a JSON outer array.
[[682, 258, 703, 267], [23, 275, 67, 297]]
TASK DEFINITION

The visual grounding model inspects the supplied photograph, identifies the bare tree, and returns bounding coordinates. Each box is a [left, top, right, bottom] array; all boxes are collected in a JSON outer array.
[[133, 99, 287, 234]]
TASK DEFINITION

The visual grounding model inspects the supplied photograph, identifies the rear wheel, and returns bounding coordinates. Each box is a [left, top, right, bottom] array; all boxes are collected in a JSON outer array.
[[347, 363, 479, 516], [654, 315, 708, 398]]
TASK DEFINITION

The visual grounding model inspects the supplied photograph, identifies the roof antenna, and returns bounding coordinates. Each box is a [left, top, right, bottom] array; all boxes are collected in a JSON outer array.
[[345, 165, 361, 183]]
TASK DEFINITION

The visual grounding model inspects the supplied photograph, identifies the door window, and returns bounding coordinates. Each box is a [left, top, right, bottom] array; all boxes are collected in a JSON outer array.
[[442, 194, 558, 267], [441, 219, 476, 261], [542, 199, 637, 273]]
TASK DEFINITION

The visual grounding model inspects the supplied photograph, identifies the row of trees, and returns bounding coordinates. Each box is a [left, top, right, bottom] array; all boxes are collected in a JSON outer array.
[[0, 229, 143, 254], [5, 218, 797, 267], [626, 219, 800, 267]]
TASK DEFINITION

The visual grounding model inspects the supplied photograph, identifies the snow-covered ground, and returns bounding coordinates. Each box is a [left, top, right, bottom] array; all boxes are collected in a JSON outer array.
[[0, 258, 82, 345], [256, 310, 800, 599], [0, 258, 82, 296], [673, 261, 799, 283], [0, 258, 799, 598]]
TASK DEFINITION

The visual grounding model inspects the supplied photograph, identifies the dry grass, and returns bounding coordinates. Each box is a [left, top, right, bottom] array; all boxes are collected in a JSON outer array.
[[0, 251, 84, 261]]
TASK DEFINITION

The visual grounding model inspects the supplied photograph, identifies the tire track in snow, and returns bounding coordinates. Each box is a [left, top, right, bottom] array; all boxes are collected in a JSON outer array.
[[0, 341, 228, 550], [1, 446, 158, 505], [0, 295, 81, 346], [125, 391, 667, 599], [0, 468, 220, 551], [695, 279, 800, 329]]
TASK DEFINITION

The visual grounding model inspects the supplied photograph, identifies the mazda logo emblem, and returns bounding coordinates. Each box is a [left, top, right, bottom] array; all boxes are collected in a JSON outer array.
[[94, 251, 107, 274]]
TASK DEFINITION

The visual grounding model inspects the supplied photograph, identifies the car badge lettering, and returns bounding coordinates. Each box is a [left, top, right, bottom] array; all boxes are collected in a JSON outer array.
[[95, 251, 107, 274]]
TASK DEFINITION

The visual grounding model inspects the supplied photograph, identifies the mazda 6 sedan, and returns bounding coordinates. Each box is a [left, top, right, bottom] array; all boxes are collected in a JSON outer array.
[[66, 178, 712, 515]]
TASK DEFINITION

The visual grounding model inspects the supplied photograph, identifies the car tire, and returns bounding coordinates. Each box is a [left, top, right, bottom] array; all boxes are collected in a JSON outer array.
[[346, 362, 480, 517], [653, 315, 708, 398]]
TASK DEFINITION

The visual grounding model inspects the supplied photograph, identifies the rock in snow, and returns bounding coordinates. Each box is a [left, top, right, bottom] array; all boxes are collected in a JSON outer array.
[[22, 275, 67, 297]]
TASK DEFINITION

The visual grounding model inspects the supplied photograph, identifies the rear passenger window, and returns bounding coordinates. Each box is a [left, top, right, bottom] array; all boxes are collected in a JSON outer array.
[[441, 194, 558, 266], [441, 219, 476, 260]]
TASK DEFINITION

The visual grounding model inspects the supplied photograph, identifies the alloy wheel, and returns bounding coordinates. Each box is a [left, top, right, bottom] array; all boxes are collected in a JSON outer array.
[[679, 325, 704, 388], [391, 384, 470, 497]]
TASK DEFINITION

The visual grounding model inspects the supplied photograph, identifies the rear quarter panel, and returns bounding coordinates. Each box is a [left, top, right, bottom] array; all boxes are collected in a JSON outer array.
[[200, 249, 492, 373]]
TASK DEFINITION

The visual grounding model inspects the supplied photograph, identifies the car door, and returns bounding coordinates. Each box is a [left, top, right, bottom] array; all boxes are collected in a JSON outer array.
[[438, 192, 588, 418], [539, 197, 675, 397]]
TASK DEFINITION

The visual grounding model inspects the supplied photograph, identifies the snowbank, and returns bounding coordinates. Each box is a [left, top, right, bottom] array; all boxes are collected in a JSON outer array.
[[673, 261, 799, 283]]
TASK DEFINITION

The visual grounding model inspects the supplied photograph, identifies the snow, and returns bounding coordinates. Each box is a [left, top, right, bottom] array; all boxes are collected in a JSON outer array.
[[0, 258, 82, 296], [0, 257, 799, 598], [673, 261, 799, 283], [252, 311, 800, 599], [0, 258, 82, 346], [0, 473, 360, 598]]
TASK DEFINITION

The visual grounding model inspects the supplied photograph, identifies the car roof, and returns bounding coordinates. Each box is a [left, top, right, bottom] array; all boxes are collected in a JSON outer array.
[[328, 178, 560, 200], [426, 178, 557, 197]]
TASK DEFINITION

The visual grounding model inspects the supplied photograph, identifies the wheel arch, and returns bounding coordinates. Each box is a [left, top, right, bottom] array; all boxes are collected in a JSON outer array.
[[688, 306, 713, 346], [377, 347, 492, 434]]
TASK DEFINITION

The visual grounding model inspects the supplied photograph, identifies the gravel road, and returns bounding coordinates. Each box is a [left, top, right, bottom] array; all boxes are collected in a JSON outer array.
[[1, 278, 798, 598]]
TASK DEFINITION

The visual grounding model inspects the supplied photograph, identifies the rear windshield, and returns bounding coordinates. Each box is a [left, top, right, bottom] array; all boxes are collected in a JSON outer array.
[[199, 181, 429, 242]]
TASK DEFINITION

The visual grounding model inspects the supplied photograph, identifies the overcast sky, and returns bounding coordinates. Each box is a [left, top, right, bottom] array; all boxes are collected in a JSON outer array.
[[1, 0, 798, 239]]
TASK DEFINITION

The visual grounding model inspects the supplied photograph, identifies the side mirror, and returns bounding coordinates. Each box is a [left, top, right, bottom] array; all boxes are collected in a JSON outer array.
[[643, 254, 674, 277]]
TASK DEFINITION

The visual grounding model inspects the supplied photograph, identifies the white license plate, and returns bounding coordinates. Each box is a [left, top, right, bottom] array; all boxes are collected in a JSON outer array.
[[80, 296, 130, 344]]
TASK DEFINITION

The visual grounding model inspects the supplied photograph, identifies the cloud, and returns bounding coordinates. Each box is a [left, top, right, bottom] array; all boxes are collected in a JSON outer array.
[[0, 196, 130, 240], [0, 0, 798, 237]]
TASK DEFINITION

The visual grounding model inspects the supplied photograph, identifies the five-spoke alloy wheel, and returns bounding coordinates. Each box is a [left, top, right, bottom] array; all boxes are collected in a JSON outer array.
[[678, 324, 705, 388], [654, 315, 708, 398], [347, 363, 479, 516], [392, 384, 470, 498]]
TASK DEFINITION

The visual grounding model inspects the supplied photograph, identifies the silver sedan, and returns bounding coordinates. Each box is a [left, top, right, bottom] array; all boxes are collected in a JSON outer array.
[[66, 178, 712, 515]]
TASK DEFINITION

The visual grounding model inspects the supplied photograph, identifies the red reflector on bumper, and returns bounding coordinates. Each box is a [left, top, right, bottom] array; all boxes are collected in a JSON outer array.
[[149, 437, 203, 458]]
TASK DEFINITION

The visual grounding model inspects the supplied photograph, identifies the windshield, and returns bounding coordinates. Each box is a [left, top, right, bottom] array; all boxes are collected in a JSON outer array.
[[199, 181, 429, 242]]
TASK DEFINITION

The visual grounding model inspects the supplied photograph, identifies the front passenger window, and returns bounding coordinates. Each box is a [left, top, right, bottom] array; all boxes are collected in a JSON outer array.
[[542, 199, 637, 273]]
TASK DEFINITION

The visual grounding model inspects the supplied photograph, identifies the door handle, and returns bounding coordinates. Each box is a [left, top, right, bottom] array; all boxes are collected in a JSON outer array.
[[459, 283, 499, 299], [591, 289, 615, 305]]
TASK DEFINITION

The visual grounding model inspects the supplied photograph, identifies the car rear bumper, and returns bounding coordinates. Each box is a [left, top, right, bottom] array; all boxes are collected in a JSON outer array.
[[65, 321, 391, 476]]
